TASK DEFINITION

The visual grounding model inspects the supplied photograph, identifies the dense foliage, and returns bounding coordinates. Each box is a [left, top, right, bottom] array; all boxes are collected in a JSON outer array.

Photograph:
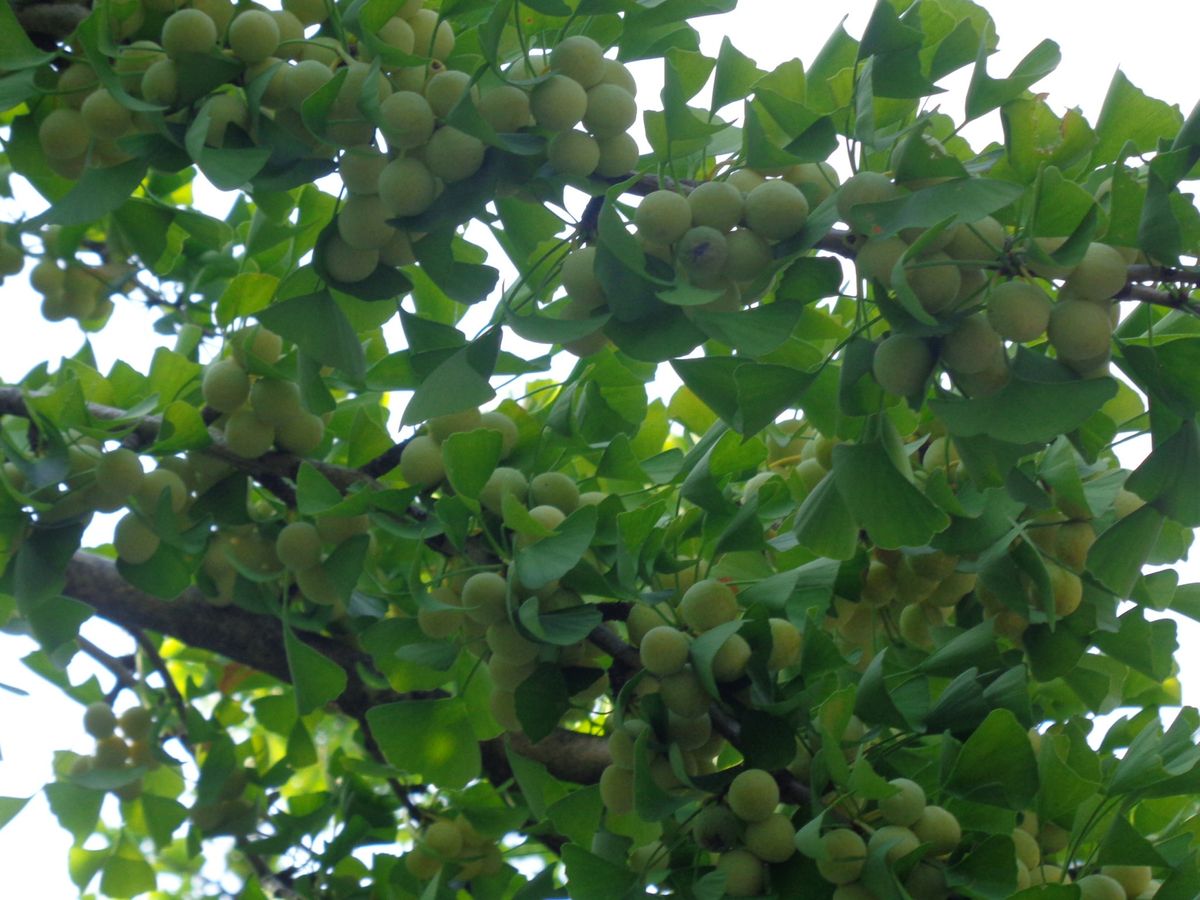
[[1, 0, 1200, 897]]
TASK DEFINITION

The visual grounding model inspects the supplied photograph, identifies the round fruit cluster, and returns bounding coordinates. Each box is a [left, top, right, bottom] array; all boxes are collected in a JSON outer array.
[[71, 701, 158, 799], [403, 815, 504, 882], [202, 327, 326, 459], [398, 406, 518, 490]]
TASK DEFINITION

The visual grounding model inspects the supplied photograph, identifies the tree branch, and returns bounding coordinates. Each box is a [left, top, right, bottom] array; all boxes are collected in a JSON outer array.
[[61, 551, 609, 784]]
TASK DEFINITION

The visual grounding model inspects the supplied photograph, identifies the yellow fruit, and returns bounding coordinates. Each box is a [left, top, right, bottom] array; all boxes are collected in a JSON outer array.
[[639, 626, 690, 675]]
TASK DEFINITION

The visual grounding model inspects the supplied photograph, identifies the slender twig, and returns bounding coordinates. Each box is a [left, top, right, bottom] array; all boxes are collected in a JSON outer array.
[[128, 627, 190, 744], [77, 635, 140, 694]]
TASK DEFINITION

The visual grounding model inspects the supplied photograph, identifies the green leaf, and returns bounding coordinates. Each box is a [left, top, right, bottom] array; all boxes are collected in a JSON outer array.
[[945, 708, 1039, 809], [367, 698, 481, 789], [516, 505, 598, 590], [517, 597, 602, 646], [45, 781, 104, 841], [1002, 98, 1096, 182], [99, 854, 156, 899], [561, 844, 638, 900], [832, 442, 950, 549], [1087, 505, 1165, 598], [849, 178, 1023, 238], [284, 624, 348, 716], [1093, 608, 1177, 682], [711, 36, 764, 112], [514, 663, 571, 742], [295, 463, 343, 516], [31, 161, 147, 228], [0, 795, 30, 831], [793, 473, 859, 560], [140, 795, 188, 849], [1093, 70, 1184, 167], [0, 0, 55, 69], [441, 428, 502, 499], [930, 370, 1118, 444], [946, 834, 1019, 900], [671, 357, 815, 435], [402, 330, 500, 425], [965, 32, 1060, 121], [257, 291, 366, 381]]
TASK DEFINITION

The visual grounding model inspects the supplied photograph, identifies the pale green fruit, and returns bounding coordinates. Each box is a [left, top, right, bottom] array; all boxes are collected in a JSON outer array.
[[711, 633, 751, 682], [83, 701, 118, 738], [531, 75, 587, 131], [726, 768, 779, 822], [529, 471, 579, 513], [987, 280, 1052, 341], [486, 622, 539, 664], [284, 0, 328, 25], [58, 63, 99, 109], [658, 666, 708, 717], [461, 572, 508, 625], [639, 626, 690, 675], [1101, 866, 1153, 898], [783, 161, 840, 205], [679, 579, 737, 632], [39, 109, 91, 160], [488, 654, 534, 690], [425, 126, 486, 182], [599, 764, 634, 815], [905, 862, 949, 900], [277, 412, 325, 455], [336, 194, 397, 251], [1047, 299, 1113, 362], [276, 522, 322, 572], [272, 11, 305, 59], [595, 132, 639, 176], [599, 58, 636, 95], [855, 236, 908, 286], [379, 90, 435, 149], [115, 513, 160, 564], [727, 168, 766, 194], [873, 333, 934, 397], [249, 379, 303, 429], [945, 215, 1006, 262], [378, 157, 437, 217], [548, 129, 600, 177], [744, 179, 809, 241], [399, 434, 444, 488], [323, 234, 379, 283], [477, 465, 525, 513], [1064, 243, 1128, 301], [692, 804, 740, 851], [907, 252, 962, 315], [480, 411, 518, 457], [767, 618, 801, 669], [141, 59, 179, 105], [635, 190, 692, 245], [136, 468, 189, 513], [561, 246, 606, 308], [286, 59, 334, 108], [676, 226, 728, 285], [878, 778, 926, 826], [817, 829, 867, 885], [410, 8, 455, 60], [424, 69, 476, 119], [200, 93, 248, 147], [161, 8, 218, 58], [582, 84, 636, 138], [417, 586, 462, 639], [201, 359, 250, 413], [224, 408, 276, 459], [479, 84, 532, 132], [723, 228, 772, 282], [941, 315, 1003, 375], [912, 806, 961, 856], [93, 449, 144, 506], [1012, 827, 1041, 870], [550, 35, 605, 87], [667, 711, 711, 750], [837, 171, 902, 225], [244, 58, 291, 109], [744, 812, 796, 862], [81, 89, 132, 140], [1077, 874, 1125, 900], [717, 849, 764, 897], [229, 9, 280, 63], [687, 181, 743, 233], [869, 825, 920, 864]]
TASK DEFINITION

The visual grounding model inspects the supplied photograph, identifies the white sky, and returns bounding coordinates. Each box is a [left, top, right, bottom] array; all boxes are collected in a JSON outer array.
[[2, 1, 1200, 896]]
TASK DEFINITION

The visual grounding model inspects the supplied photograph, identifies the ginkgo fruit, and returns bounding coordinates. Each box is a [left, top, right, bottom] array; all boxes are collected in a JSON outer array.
[[1047, 299, 1113, 362], [161, 8, 218, 58], [987, 280, 1052, 342], [717, 850, 764, 897], [878, 777, 926, 826], [726, 768, 779, 822], [912, 806, 961, 856], [679, 579, 737, 632], [115, 513, 160, 564], [744, 179, 809, 241], [837, 171, 902, 225], [873, 333, 934, 397], [479, 85, 532, 132], [582, 84, 636, 138], [202, 359, 251, 413], [276, 521, 322, 571], [529, 471, 579, 513], [635, 190, 692, 245], [224, 408, 276, 459], [548, 130, 600, 177], [378, 157, 438, 217], [817, 829, 867, 884], [399, 435, 444, 489], [379, 91, 436, 149], [723, 228, 773, 282], [83, 701, 118, 739], [639, 625, 690, 675], [531, 75, 588, 131], [1064, 243, 1128, 301]]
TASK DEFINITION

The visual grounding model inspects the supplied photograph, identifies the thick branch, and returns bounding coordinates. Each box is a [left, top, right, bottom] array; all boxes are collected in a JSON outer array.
[[62, 551, 608, 783], [14, 1, 88, 39]]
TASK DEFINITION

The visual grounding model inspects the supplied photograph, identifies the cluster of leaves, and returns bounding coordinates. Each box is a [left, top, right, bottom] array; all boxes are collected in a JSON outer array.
[[1, 0, 1200, 898]]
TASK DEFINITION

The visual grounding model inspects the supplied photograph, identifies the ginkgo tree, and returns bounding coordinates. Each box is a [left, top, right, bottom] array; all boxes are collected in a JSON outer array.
[[1, 0, 1199, 896]]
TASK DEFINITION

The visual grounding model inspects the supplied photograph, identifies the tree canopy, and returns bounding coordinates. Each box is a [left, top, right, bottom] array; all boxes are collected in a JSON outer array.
[[1, 0, 1200, 897]]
